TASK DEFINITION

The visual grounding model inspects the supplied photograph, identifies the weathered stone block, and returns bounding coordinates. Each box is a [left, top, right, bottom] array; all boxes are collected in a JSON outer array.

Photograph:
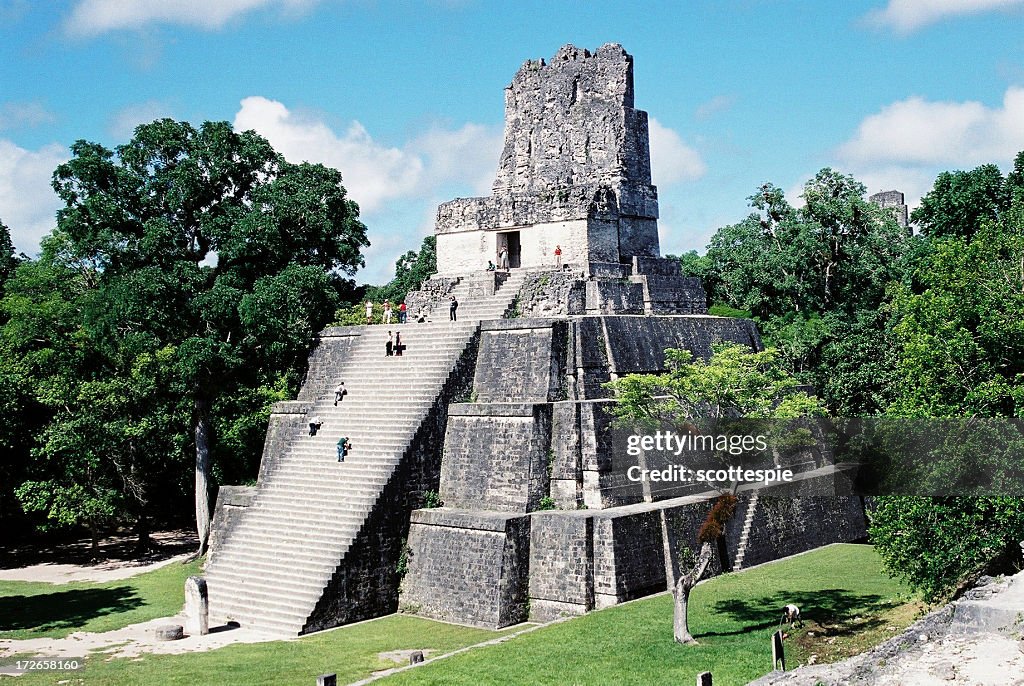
[[401, 509, 530, 628], [439, 404, 552, 512], [184, 575, 209, 636], [529, 512, 594, 620], [474, 320, 568, 403], [207, 485, 255, 562], [154, 624, 183, 641]]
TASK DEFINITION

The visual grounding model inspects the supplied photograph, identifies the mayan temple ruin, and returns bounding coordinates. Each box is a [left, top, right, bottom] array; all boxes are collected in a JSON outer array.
[[203, 43, 868, 636]]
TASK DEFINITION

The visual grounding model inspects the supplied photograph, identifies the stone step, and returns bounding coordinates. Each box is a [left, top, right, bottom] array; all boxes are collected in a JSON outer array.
[[255, 492, 379, 510], [232, 507, 370, 526], [268, 474, 391, 489], [210, 552, 341, 582], [212, 547, 346, 575], [218, 526, 358, 549], [258, 482, 387, 499], [209, 606, 306, 636], [207, 568, 330, 599], [206, 290, 498, 635], [208, 590, 314, 625], [224, 514, 364, 535]]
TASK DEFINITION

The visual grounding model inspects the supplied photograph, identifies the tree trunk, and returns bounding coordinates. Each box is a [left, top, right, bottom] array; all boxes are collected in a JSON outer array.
[[672, 541, 716, 645], [673, 577, 695, 644], [194, 397, 211, 557]]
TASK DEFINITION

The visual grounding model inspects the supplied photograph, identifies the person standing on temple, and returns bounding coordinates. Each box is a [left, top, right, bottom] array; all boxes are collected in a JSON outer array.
[[399, 301, 407, 323], [554, 244, 562, 269], [395, 331, 403, 356], [383, 300, 393, 324], [365, 300, 373, 324], [499, 245, 509, 270], [449, 295, 459, 322], [386, 331, 394, 356]]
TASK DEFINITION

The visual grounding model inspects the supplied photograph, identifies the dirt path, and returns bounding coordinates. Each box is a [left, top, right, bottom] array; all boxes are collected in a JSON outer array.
[[0, 614, 283, 661], [0, 530, 197, 584]]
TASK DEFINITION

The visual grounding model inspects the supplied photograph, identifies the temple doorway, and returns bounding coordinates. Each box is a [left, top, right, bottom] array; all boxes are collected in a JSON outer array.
[[498, 231, 521, 269]]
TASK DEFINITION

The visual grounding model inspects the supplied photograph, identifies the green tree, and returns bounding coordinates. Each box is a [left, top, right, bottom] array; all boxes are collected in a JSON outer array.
[[368, 235, 437, 305], [701, 170, 918, 414], [608, 343, 824, 644], [869, 165, 1024, 599], [911, 160, 1017, 239], [887, 213, 1024, 418], [50, 119, 369, 555], [869, 496, 1024, 600], [0, 219, 15, 289]]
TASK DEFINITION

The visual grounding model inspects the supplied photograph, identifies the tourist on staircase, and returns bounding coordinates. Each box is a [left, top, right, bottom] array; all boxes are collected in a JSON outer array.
[[333, 382, 347, 406], [399, 301, 407, 323], [386, 331, 394, 357], [383, 300, 393, 324], [450, 295, 459, 322], [336, 437, 350, 462], [395, 331, 403, 356], [308, 415, 322, 436], [364, 300, 373, 324]]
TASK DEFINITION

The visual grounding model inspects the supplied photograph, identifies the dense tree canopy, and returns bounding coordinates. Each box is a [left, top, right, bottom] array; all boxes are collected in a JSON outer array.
[[3, 119, 369, 552], [910, 153, 1024, 239], [0, 219, 15, 289], [691, 169, 918, 414]]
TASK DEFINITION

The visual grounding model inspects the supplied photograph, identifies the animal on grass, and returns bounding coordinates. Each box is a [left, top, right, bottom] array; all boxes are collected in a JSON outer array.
[[779, 603, 803, 629]]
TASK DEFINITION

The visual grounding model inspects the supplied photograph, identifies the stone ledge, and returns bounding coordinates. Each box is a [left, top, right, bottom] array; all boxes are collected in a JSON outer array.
[[319, 327, 366, 338], [448, 402, 543, 418], [480, 318, 560, 332], [270, 400, 312, 415], [410, 508, 527, 531]]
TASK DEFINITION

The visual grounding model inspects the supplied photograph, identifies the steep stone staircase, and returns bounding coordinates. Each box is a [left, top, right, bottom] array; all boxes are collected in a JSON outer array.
[[205, 270, 528, 635], [731, 491, 760, 572]]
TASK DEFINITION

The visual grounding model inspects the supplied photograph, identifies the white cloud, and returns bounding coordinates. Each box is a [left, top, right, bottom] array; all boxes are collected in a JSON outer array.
[[648, 118, 706, 186], [694, 95, 736, 122], [408, 123, 501, 196], [0, 140, 68, 256], [865, 0, 1024, 34], [0, 102, 56, 130], [233, 96, 502, 214], [837, 87, 1024, 168], [64, 0, 319, 36], [234, 96, 422, 214], [232, 96, 504, 282], [108, 100, 175, 140]]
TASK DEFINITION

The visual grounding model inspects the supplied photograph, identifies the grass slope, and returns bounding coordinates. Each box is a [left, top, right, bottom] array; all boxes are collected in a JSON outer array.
[[3, 616, 514, 686], [0, 544, 920, 686], [0, 559, 203, 640], [380, 544, 920, 686]]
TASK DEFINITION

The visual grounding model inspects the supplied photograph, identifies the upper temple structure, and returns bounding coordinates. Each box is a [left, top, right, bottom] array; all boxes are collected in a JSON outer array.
[[202, 43, 867, 637], [436, 43, 660, 274]]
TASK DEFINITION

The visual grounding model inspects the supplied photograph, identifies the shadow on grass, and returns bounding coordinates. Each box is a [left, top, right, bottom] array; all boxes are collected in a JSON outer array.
[[704, 589, 897, 638], [0, 586, 143, 634]]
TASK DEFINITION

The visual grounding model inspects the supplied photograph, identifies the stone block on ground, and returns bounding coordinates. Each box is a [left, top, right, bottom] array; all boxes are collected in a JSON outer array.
[[184, 575, 209, 636], [154, 624, 183, 641]]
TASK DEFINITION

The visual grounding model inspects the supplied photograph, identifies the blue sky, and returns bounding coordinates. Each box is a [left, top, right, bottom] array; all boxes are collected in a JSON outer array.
[[3, 0, 1024, 283]]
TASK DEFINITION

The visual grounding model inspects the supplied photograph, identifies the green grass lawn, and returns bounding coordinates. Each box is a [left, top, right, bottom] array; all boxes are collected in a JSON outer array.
[[379, 543, 921, 686], [2, 615, 516, 686], [0, 559, 203, 640], [0, 544, 920, 686]]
